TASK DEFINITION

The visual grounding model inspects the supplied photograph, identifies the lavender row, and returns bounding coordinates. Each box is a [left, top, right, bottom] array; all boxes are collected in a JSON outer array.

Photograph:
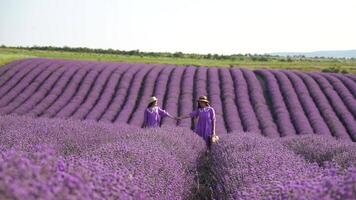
[[0, 60, 49, 106], [177, 66, 195, 128], [345, 74, 356, 82], [128, 65, 164, 126], [55, 63, 105, 118], [26, 65, 81, 117], [194, 67, 208, 103], [40, 62, 96, 118], [322, 73, 356, 118], [0, 62, 64, 115], [207, 68, 227, 133], [283, 71, 332, 136], [272, 70, 314, 135], [218, 68, 243, 132], [0, 59, 42, 88], [69, 64, 117, 120], [240, 68, 279, 137], [161, 66, 184, 126], [310, 73, 356, 141], [115, 64, 154, 123], [332, 73, 356, 98], [230, 68, 260, 134], [150, 66, 174, 121], [297, 72, 351, 141], [85, 64, 130, 121], [0, 59, 29, 85], [11, 63, 69, 115], [1, 59, 355, 139], [99, 64, 140, 122], [191, 67, 208, 129], [255, 70, 296, 137]]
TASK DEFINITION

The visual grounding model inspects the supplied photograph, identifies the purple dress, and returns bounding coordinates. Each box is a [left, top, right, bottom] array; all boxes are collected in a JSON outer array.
[[143, 106, 171, 128], [190, 106, 216, 143]]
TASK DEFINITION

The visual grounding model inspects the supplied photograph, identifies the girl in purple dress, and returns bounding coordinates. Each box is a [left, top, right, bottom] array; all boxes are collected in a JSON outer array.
[[178, 96, 216, 150], [143, 96, 176, 128]]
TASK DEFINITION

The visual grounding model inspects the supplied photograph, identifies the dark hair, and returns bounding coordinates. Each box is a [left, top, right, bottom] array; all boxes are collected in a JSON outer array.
[[197, 101, 209, 109], [147, 101, 156, 108]]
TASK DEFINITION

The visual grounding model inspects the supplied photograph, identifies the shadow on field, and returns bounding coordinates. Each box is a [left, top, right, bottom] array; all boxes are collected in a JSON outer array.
[[188, 151, 223, 200]]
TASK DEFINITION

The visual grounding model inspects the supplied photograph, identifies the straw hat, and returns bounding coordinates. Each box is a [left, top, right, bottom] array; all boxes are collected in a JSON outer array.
[[148, 96, 158, 104], [197, 96, 209, 103]]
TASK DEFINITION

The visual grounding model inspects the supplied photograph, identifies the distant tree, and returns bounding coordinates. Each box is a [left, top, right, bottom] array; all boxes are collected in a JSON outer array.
[[127, 50, 139, 56], [206, 53, 212, 59], [259, 56, 268, 62], [212, 54, 220, 59], [173, 52, 184, 58]]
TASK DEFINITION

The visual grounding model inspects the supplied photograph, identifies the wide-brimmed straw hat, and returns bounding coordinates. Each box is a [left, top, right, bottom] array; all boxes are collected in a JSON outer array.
[[197, 96, 209, 103], [148, 96, 158, 104]]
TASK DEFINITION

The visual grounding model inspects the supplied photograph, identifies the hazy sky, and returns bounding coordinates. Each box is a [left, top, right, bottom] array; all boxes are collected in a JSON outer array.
[[1, 0, 355, 54]]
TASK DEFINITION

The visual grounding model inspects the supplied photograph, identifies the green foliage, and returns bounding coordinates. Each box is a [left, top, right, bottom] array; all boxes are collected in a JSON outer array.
[[251, 56, 269, 62], [321, 66, 349, 74], [0, 46, 355, 74]]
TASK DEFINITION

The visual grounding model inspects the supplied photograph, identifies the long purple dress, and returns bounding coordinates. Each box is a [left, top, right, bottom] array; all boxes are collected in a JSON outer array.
[[190, 106, 216, 144], [143, 106, 171, 128]]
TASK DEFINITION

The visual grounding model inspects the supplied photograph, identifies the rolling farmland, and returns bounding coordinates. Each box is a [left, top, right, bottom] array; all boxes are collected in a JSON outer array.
[[0, 58, 355, 199], [0, 58, 355, 141]]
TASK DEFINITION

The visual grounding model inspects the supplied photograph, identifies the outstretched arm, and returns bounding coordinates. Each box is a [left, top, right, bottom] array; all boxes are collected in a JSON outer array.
[[178, 110, 198, 120], [159, 108, 178, 120], [168, 114, 178, 120], [177, 115, 190, 120]]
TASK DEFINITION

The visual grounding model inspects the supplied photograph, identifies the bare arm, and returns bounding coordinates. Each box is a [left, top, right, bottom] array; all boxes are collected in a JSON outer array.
[[178, 110, 198, 120], [158, 108, 178, 120], [177, 115, 191, 120], [212, 118, 216, 135], [210, 108, 216, 135], [167, 113, 176, 119]]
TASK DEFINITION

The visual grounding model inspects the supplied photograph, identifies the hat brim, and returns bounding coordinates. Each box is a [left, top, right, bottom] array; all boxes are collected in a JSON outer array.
[[149, 99, 158, 104], [197, 99, 209, 103]]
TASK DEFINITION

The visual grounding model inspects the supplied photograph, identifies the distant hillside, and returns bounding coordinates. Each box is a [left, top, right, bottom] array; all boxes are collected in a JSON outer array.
[[270, 50, 356, 58]]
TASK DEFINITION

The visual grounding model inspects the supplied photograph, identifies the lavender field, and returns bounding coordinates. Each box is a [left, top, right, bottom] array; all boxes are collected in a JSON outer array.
[[0, 58, 355, 199]]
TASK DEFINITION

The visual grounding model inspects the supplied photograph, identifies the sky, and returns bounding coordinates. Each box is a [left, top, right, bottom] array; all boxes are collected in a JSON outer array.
[[0, 0, 355, 55]]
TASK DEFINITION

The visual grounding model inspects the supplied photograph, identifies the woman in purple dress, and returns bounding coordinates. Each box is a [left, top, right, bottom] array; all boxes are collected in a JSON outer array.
[[143, 96, 176, 128], [178, 96, 216, 150]]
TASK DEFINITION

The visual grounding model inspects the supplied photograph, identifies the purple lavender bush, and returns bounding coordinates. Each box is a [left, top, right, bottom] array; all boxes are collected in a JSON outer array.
[[281, 134, 356, 168], [210, 132, 356, 200], [0, 147, 146, 200], [0, 115, 206, 199]]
